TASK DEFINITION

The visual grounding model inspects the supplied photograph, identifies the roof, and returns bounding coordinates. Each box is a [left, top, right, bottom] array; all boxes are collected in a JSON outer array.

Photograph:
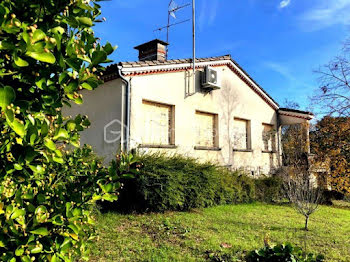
[[103, 54, 280, 109], [119, 54, 231, 68], [279, 108, 314, 116], [134, 39, 169, 50]]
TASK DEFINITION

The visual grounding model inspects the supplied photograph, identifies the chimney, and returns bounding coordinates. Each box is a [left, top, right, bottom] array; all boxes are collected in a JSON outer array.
[[134, 39, 169, 62]]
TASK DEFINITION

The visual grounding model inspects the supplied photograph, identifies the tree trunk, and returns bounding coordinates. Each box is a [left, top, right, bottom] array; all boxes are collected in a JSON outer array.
[[304, 216, 309, 231]]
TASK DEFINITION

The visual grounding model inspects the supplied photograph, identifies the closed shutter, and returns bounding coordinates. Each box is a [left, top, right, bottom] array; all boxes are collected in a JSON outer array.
[[195, 112, 215, 147], [142, 101, 172, 145], [233, 118, 248, 149], [262, 124, 276, 151]]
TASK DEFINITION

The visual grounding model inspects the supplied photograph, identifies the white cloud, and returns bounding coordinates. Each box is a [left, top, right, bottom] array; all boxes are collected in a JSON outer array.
[[279, 0, 291, 9], [198, 0, 219, 32], [263, 62, 312, 89], [300, 0, 350, 30], [264, 62, 295, 81]]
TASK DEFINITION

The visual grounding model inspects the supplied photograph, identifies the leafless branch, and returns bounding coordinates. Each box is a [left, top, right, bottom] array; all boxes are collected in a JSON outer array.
[[312, 39, 350, 116]]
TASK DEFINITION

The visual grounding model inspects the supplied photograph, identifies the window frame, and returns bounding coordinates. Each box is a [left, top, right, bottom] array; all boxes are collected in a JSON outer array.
[[139, 99, 176, 148], [194, 110, 220, 150], [262, 123, 277, 153], [232, 117, 252, 152]]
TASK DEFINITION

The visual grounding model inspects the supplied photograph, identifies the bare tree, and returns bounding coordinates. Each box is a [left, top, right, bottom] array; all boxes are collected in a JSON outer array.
[[279, 114, 322, 231], [313, 38, 350, 116], [279, 159, 322, 231]]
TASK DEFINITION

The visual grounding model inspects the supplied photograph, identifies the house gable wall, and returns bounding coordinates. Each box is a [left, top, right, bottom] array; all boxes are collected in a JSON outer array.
[[129, 64, 280, 175]]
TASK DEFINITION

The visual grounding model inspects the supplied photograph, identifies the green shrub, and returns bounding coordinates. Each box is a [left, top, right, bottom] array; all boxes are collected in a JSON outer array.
[[0, 0, 132, 260], [114, 153, 255, 213], [321, 190, 345, 205], [254, 175, 284, 203], [246, 243, 325, 262]]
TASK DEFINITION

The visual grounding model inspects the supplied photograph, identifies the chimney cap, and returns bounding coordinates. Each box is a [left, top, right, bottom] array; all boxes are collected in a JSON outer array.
[[134, 39, 169, 50]]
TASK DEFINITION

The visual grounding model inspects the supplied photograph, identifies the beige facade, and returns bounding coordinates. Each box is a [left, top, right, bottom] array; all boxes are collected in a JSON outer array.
[[64, 55, 313, 176]]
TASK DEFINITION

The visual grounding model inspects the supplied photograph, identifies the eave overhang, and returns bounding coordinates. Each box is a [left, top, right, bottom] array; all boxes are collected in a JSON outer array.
[[278, 108, 314, 125]]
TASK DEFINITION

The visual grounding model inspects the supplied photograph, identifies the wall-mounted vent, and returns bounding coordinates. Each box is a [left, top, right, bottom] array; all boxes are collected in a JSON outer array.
[[201, 66, 221, 90]]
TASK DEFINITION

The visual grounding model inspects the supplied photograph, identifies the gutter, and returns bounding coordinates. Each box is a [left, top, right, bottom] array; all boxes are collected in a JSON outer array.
[[117, 66, 130, 152]]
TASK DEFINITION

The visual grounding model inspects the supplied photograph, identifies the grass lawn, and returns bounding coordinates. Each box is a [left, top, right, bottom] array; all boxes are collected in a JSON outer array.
[[90, 203, 350, 262]]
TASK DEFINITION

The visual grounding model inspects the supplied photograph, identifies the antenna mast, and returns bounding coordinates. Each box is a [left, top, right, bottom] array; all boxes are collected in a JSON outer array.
[[192, 0, 196, 92], [154, 1, 190, 59], [153, 0, 196, 93]]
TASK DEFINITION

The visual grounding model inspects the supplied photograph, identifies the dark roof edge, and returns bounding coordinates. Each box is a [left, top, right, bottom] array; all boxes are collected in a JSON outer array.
[[279, 108, 314, 116], [134, 39, 169, 49], [227, 56, 279, 108]]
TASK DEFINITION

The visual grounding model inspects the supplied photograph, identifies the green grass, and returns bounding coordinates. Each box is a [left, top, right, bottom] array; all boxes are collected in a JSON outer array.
[[90, 203, 350, 261]]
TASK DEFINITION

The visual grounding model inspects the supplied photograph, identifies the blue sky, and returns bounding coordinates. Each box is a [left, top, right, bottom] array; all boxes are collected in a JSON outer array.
[[94, 0, 350, 111]]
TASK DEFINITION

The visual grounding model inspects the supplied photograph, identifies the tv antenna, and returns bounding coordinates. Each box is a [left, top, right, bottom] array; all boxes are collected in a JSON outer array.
[[154, 0, 196, 93], [154, 0, 191, 58]]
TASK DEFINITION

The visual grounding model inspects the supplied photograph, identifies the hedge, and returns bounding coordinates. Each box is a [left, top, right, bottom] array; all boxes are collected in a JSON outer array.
[[110, 153, 256, 213]]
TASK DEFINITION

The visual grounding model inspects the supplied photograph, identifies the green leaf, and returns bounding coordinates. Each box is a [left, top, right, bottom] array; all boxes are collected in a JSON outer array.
[[52, 215, 64, 226], [54, 128, 69, 140], [14, 164, 23, 170], [30, 244, 43, 254], [68, 224, 79, 235], [41, 120, 49, 136], [53, 156, 64, 164], [66, 120, 76, 131], [44, 138, 56, 151], [51, 254, 58, 262], [7, 118, 26, 137], [15, 247, 24, 256], [64, 81, 78, 93], [25, 147, 38, 163], [0, 86, 15, 109], [11, 208, 26, 219], [77, 17, 93, 26], [26, 51, 56, 64], [5, 108, 14, 122], [28, 114, 35, 125], [74, 96, 83, 104], [35, 78, 46, 90], [20, 256, 31, 262], [14, 56, 29, 67], [91, 51, 107, 65], [32, 29, 46, 43], [81, 82, 92, 90], [51, 26, 65, 34], [104, 42, 117, 55], [30, 227, 49, 236], [65, 58, 81, 71], [59, 72, 69, 84], [0, 40, 15, 50], [27, 125, 38, 145]]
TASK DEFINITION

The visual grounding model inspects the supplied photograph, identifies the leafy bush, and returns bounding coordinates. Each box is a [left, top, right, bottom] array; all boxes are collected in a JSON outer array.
[[246, 243, 325, 262], [254, 175, 284, 203], [0, 0, 136, 260], [113, 153, 255, 213], [321, 190, 344, 205]]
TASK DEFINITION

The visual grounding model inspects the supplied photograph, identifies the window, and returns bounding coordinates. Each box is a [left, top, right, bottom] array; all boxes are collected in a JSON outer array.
[[141, 100, 175, 146], [195, 111, 218, 148], [233, 118, 251, 150], [262, 124, 276, 152]]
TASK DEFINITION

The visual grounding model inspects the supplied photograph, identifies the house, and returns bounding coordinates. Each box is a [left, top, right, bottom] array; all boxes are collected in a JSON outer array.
[[64, 39, 314, 176]]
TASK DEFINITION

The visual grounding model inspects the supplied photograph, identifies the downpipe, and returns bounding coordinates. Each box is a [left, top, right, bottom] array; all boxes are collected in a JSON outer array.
[[117, 66, 130, 152]]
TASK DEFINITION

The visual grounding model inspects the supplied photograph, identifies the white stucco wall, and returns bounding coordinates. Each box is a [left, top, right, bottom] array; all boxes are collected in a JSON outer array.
[[63, 63, 281, 174], [128, 65, 280, 175], [63, 78, 124, 163]]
